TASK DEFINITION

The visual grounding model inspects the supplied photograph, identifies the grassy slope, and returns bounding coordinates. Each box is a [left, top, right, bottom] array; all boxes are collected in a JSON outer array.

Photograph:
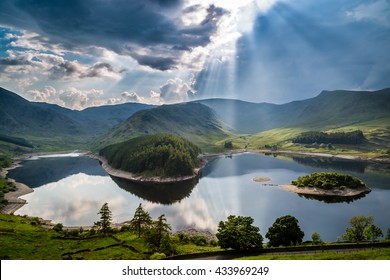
[[218, 116, 390, 158], [237, 248, 390, 260], [0, 214, 220, 260], [93, 102, 231, 153]]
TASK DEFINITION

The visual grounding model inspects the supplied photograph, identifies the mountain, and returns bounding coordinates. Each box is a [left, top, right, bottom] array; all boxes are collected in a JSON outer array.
[[2, 86, 390, 155], [198, 88, 390, 134], [0, 87, 83, 137], [93, 102, 229, 151], [0, 87, 154, 151]]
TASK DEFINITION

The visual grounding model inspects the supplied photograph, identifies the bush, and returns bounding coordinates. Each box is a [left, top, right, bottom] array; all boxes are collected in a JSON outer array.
[[30, 217, 41, 226], [150, 252, 166, 260], [53, 223, 63, 232], [177, 233, 191, 244], [191, 236, 208, 246]]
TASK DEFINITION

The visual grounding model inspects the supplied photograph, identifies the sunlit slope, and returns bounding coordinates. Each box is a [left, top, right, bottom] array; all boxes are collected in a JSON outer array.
[[198, 88, 390, 134], [94, 102, 230, 152]]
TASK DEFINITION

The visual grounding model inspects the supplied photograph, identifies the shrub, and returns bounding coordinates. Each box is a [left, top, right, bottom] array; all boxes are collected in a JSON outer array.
[[53, 223, 63, 232], [150, 252, 166, 260], [191, 236, 207, 246]]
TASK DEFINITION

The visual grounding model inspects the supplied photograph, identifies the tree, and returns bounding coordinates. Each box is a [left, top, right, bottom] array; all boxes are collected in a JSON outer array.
[[363, 224, 383, 242], [343, 216, 374, 242], [145, 214, 172, 252], [311, 232, 322, 244], [94, 202, 112, 236], [266, 215, 304, 247], [216, 215, 263, 251], [130, 203, 152, 238]]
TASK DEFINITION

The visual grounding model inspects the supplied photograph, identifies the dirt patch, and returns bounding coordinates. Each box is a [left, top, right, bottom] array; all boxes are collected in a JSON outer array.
[[253, 176, 271, 182]]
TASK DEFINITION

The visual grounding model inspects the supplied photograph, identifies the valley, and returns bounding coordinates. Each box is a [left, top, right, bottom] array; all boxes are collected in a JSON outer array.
[[1, 86, 390, 159]]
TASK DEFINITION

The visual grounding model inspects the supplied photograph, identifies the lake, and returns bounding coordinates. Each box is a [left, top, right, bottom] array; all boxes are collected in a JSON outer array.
[[8, 152, 390, 242]]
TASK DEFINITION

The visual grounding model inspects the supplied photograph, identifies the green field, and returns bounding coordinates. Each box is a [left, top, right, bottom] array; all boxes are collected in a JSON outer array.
[[0, 214, 220, 260], [236, 248, 390, 260]]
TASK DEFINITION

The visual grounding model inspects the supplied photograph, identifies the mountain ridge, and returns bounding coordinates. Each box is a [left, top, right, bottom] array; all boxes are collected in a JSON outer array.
[[1, 86, 390, 154]]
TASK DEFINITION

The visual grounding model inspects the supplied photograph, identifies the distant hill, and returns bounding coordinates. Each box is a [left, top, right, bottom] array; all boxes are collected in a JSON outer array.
[[198, 88, 390, 134], [2, 86, 390, 155], [0, 87, 83, 137], [93, 102, 229, 151], [0, 87, 154, 151]]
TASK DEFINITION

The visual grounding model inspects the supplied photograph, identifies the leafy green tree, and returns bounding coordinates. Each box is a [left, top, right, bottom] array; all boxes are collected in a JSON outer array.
[[343, 216, 374, 242], [363, 224, 383, 242], [130, 203, 152, 238], [387, 228, 390, 240], [266, 215, 304, 247], [94, 202, 112, 236], [216, 215, 263, 251], [311, 232, 322, 244]]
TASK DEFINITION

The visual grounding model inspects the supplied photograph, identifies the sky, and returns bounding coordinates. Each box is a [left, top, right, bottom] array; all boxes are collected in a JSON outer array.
[[0, 0, 389, 109]]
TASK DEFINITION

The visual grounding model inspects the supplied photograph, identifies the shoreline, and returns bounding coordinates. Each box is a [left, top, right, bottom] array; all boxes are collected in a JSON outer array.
[[89, 153, 207, 185], [262, 150, 390, 164], [0, 147, 385, 220], [0, 161, 34, 214], [279, 184, 371, 197]]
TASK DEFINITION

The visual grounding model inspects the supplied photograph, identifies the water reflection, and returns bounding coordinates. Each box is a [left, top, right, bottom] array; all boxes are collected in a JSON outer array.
[[8, 156, 106, 188], [297, 192, 369, 203], [290, 155, 367, 173], [111, 176, 199, 205], [8, 153, 390, 241]]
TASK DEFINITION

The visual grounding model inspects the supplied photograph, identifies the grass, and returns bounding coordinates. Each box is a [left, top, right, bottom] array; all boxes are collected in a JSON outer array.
[[236, 248, 390, 260], [0, 213, 219, 260], [0, 214, 149, 260]]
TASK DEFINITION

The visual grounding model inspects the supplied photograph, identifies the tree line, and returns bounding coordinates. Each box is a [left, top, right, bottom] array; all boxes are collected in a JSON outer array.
[[292, 130, 365, 145], [90, 202, 388, 256]]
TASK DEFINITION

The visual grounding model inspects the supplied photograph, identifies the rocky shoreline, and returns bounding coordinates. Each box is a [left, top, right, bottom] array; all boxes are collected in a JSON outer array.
[[279, 184, 371, 198]]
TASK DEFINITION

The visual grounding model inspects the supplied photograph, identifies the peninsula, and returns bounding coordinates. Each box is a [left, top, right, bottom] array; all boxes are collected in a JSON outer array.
[[97, 133, 204, 185]]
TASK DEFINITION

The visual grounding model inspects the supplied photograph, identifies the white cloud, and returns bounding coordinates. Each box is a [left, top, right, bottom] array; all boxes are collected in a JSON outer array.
[[27, 87, 107, 110], [346, 0, 390, 27], [120, 91, 145, 103], [158, 78, 194, 103]]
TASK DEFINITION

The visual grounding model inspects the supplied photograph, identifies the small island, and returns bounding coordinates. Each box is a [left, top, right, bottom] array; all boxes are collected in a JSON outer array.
[[98, 133, 204, 184], [280, 172, 371, 198]]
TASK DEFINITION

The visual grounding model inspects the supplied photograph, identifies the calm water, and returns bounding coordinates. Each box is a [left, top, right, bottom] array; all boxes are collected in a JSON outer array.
[[8, 152, 390, 241]]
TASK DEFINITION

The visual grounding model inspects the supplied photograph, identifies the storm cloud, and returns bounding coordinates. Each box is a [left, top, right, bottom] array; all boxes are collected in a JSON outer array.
[[0, 0, 226, 70]]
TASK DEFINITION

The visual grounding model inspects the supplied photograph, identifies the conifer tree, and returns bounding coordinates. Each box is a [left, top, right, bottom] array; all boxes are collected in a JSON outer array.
[[94, 202, 112, 236], [130, 203, 152, 238]]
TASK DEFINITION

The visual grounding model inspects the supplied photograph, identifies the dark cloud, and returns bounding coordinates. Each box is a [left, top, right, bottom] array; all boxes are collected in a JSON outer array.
[[81, 62, 117, 78], [0, 0, 226, 70], [129, 52, 178, 71], [0, 58, 31, 66]]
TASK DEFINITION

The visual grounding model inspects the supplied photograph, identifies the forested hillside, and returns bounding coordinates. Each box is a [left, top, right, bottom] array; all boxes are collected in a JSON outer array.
[[100, 133, 201, 177]]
